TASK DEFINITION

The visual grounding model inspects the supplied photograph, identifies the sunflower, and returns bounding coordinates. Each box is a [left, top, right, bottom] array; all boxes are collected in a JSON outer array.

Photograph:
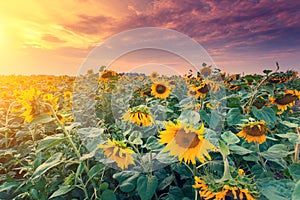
[[187, 85, 197, 98], [193, 177, 257, 200], [150, 71, 159, 80], [98, 139, 135, 170], [151, 82, 170, 99], [200, 66, 212, 77], [63, 91, 72, 100], [159, 121, 216, 164], [43, 93, 59, 111], [237, 120, 268, 144], [215, 185, 256, 200], [269, 90, 300, 114], [229, 85, 240, 91], [193, 176, 216, 199], [18, 88, 43, 123], [123, 105, 153, 126], [99, 70, 117, 81], [196, 82, 209, 98]]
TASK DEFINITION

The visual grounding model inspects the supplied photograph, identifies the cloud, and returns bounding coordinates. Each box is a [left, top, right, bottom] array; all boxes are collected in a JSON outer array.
[[42, 34, 66, 43], [63, 14, 115, 35]]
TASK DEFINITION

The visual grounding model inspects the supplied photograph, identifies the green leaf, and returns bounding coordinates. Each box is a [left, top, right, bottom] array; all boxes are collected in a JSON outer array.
[[226, 108, 243, 125], [0, 182, 19, 192], [31, 152, 63, 180], [218, 140, 230, 156], [100, 182, 109, 191], [49, 185, 74, 199], [158, 174, 175, 191], [259, 179, 295, 200], [36, 134, 66, 153], [78, 127, 105, 152], [113, 171, 140, 193], [263, 144, 289, 158], [279, 120, 299, 128], [252, 106, 276, 128], [143, 136, 163, 151], [178, 110, 200, 125], [168, 186, 184, 199], [199, 110, 210, 124], [289, 163, 300, 181], [229, 144, 252, 155], [128, 131, 143, 145], [276, 132, 298, 143], [221, 131, 240, 144], [293, 180, 300, 200], [210, 110, 221, 129], [88, 162, 105, 180], [31, 113, 54, 124], [137, 175, 158, 200], [102, 189, 116, 200]]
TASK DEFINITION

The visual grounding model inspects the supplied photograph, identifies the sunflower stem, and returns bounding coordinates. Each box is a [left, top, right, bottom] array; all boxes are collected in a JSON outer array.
[[256, 143, 267, 171], [244, 76, 268, 114], [4, 101, 17, 148], [44, 102, 97, 198], [183, 162, 194, 175], [294, 127, 300, 163], [216, 153, 232, 182]]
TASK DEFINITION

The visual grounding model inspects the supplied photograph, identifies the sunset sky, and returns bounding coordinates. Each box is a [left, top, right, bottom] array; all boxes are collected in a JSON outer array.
[[0, 0, 300, 75]]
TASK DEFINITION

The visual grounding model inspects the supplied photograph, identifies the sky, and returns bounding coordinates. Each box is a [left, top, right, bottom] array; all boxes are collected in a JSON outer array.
[[0, 0, 300, 75]]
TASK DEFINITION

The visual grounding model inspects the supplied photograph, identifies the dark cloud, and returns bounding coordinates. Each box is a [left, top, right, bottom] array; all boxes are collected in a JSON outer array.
[[61, 0, 300, 72], [112, 0, 300, 55]]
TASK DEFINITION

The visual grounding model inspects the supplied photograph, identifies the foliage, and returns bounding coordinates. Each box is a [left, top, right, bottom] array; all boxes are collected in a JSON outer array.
[[0, 66, 300, 200]]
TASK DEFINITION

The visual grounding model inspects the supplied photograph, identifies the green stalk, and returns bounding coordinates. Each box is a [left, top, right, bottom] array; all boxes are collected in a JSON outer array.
[[45, 103, 98, 198], [294, 128, 300, 162]]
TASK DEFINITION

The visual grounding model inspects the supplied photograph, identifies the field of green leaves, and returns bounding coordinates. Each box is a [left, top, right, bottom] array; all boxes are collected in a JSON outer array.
[[0, 65, 300, 200]]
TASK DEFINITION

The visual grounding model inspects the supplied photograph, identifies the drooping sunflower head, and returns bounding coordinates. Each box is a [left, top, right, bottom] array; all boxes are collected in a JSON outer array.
[[151, 82, 170, 99], [98, 139, 135, 170], [123, 105, 153, 126], [99, 70, 117, 81], [187, 85, 197, 98], [237, 120, 268, 144], [159, 121, 216, 164], [168, 79, 177, 88], [196, 82, 209, 98], [193, 174, 259, 200], [269, 90, 300, 114], [200, 66, 212, 77]]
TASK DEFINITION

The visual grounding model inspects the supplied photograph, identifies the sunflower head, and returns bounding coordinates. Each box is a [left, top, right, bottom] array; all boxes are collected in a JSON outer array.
[[269, 90, 300, 114], [200, 66, 212, 77], [98, 139, 135, 170], [193, 173, 259, 200], [237, 120, 268, 144], [196, 82, 209, 98], [99, 70, 117, 81], [151, 82, 170, 99], [123, 105, 153, 126], [159, 121, 216, 164], [150, 71, 159, 80], [187, 85, 197, 98]]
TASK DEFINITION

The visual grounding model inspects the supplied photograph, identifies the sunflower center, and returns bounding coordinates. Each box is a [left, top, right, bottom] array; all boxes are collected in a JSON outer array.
[[175, 128, 200, 148], [101, 71, 113, 78], [156, 84, 167, 94], [275, 94, 297, 105], [243, 124, 266, 136], [189, 90, 197, 96], [197, 84, 209, 94]]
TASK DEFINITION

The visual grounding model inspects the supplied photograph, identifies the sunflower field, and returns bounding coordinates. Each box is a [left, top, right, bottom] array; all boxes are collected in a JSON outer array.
[[0, 65, 300, 200]]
